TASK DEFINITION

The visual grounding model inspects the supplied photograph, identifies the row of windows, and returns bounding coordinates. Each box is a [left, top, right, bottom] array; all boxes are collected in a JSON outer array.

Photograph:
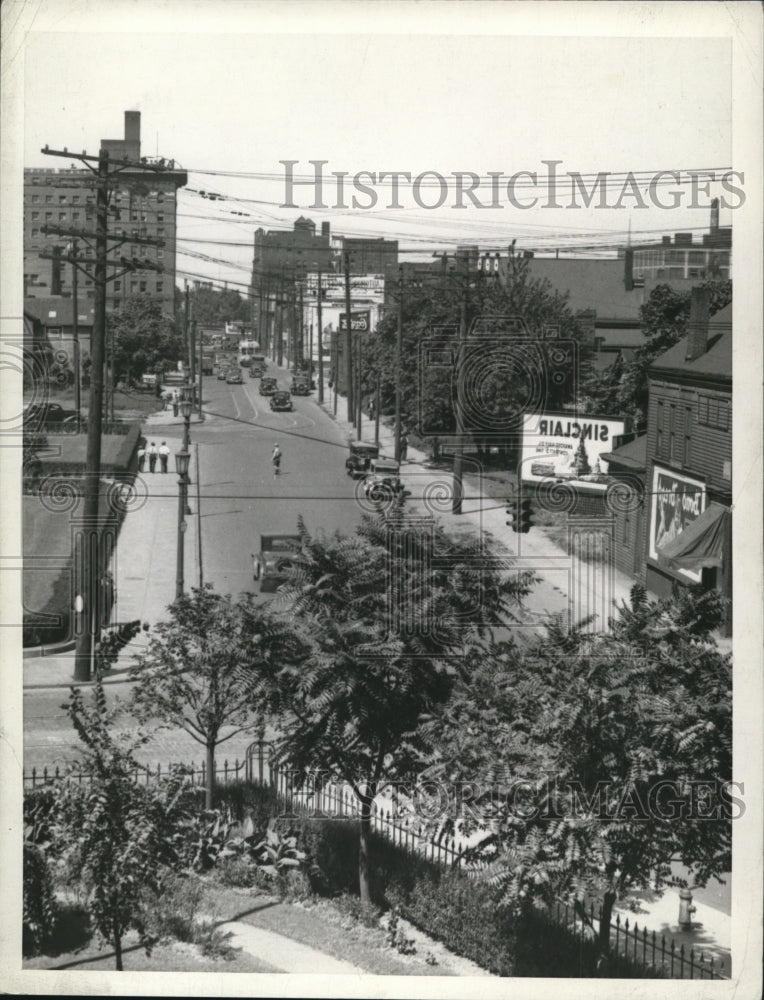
[[28, 189, 171, 204], [28, 235, 168, 256], [698, 395, 730, 430]]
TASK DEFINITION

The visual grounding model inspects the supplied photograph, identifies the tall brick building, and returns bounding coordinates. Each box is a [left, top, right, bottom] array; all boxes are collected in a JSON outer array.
[[24, 111, 187, 316]]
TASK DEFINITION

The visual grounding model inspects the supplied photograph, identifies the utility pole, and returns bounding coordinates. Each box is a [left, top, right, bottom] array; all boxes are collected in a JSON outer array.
[[195, 442, 203, 588], [394, 266, 403, 462], [356, 331, 363, 438], [452, 250, 468, 515], [196, 318, 204, 420], [374, 372, 381, 446], [316, 270, 324, 403], [40, 144, 168, 682], [70, 240, 81, 430], [343, 250, 353, 421], [276, 276, 284, 367], [298, 280, 304, 369]]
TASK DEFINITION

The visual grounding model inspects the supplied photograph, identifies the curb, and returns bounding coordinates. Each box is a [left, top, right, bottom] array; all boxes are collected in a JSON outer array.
[[23, 638, 76, 659]]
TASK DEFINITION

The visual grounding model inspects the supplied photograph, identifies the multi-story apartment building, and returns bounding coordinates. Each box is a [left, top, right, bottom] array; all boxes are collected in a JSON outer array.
[[24, 111, 187, 317]]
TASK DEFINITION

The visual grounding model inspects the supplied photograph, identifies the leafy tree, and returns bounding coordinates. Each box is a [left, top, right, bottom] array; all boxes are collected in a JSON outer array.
[[362, 252, 589, 458], [573, 437, 591, 476], [581, 280, 732, 425], [252, 511, 536, 904], [55, 681, 192, 969], [108, 296, 184, 382], [187, 286, 251, 328], [130, 585, 302, 809], [428, 585, 732, 965]]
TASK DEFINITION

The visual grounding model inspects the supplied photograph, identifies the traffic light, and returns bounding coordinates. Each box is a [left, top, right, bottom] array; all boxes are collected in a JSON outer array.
[[506, 497, 518, 532], [519, 497, 533, 533]]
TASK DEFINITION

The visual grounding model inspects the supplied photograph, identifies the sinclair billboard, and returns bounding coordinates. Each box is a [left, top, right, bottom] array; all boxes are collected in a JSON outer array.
[[520, 412, 625, 484]]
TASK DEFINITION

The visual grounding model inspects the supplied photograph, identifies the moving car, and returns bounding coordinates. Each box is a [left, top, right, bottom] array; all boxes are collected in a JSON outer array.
[[216, 368, 228, 380], [251, 534, 304, 593], [22, 402, 70, 426], [259, 376, 278, 396], [248, 366, 260, 379], [270, 390, 293, 412], [345, 440, 379, 478], [226, 370, 244, 384], [362, 457, 403, 502]]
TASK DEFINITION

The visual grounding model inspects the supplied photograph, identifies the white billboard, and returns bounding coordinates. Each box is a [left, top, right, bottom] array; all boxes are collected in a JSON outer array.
[[648, 464, 706, 583], [304, 273, 385, 302], [520, 413, 626, 483]]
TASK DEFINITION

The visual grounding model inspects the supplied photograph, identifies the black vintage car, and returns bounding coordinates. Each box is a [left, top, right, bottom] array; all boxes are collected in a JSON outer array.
[[252, 534, 304, 592], [270, 390, 293, 412], [259, 377, 278, 396], [291, 375, 311, 395], [345, 440, 379, 478]]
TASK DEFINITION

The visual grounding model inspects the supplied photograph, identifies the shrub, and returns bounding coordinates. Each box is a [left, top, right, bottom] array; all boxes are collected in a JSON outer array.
[[23, 842, 58, 956]]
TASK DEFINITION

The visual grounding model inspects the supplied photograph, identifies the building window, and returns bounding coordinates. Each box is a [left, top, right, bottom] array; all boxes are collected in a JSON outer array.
[[156, 282, 163, 293], [86, 290, 95, 300], [131, 281, 138, 293], [72, 196, 80, 204], [157, 213, 164, 222], [113, 298, 121, 309], [32, 195, 40, 203], [45, 212, 52, 220], [47, 327, 63, 339], [114, 280, 121, 291], [684, 406, 692, 467], [158, 249, 164, 259], [31, 228, 39, 237], [131, 212, 138, 222], [656, 401, 664, 457], [31, 211, 39, 220], [698, 395, 730, 431], [72, 212, 80, 221], [59, 212, 67, 221], [45, 195, 53, 204], [139, 281, 147, 292], [59, 195, 67, 204], [669, 405, 676, 462], [157, 227, 164, 237], [157, 193, 164, 203]]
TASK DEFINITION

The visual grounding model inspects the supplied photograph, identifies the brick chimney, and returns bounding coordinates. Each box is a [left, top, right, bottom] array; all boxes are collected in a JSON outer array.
[[623, 247, 634, 291], [685, 286, 711, 362], [321, 221, 330, 237]]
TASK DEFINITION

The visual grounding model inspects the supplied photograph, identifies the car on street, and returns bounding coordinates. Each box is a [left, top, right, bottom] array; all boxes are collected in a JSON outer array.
[[259, 377, 278, 396], [226, 370, 244, 384], [270, 390, 293, 412], [251, 534, 305, 592], [362, 457, 403, 503], [216, 368, 228, 380], [345, 440, 379, 478], [291, 375, 311, 395], [248, 366, 260, 379], [22, 402, 70, 426]]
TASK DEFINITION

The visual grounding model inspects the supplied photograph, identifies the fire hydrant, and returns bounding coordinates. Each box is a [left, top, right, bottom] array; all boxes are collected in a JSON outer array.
[[678, 888, 697, 929]]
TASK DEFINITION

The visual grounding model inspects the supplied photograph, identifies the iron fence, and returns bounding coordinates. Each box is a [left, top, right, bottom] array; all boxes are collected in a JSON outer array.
[[24, 739, 729, 980]]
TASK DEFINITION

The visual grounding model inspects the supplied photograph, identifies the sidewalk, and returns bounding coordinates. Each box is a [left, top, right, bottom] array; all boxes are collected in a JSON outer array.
[[23, 414, 204, 691]]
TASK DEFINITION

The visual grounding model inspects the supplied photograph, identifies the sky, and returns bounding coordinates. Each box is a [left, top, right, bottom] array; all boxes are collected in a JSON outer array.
[[5, 1, 744, 292]]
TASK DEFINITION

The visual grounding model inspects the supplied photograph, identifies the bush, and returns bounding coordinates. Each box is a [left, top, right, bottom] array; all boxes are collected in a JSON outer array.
[[23, 842, 58, 956]]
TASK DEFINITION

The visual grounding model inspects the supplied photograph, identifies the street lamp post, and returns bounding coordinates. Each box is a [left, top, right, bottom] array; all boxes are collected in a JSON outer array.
[[180, 394, 193, 516], [175, 449, 191, 600]]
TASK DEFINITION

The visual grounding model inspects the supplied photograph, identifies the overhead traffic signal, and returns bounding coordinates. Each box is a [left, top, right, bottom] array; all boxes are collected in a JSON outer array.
[[518, 497, 533, 533], [506, 496, 518, 532]]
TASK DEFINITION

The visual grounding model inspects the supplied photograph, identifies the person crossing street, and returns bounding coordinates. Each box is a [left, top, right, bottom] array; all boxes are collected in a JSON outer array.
[[272, 443, 282, 478], [158, 441, 170, 473]]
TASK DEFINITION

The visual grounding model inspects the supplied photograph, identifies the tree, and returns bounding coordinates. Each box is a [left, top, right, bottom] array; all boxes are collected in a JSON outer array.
[[55, 681, 192, 969], [602, 280, 731, 426], [573, 437, 591, 476], [253, 511, 536, 904], [362, 253, 589, 458], [108, 296, 184, 383], [130, 585, 301, 809], [429, 585, 732, 966], [188, 286, 250, 327]]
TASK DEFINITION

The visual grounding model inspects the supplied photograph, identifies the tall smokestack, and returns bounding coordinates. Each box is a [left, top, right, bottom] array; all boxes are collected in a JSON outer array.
[[124, 110, 141, 159]]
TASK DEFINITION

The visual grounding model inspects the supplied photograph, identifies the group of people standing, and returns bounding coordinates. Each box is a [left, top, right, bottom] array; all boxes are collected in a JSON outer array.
[[137, 441, 171, 473]]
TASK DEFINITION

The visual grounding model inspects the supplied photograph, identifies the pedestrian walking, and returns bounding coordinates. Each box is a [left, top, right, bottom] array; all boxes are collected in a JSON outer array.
[[272, 443, 282, 478], [399, 432, 409, 462], [148, 442, 158, 473], [158, 441, 170, 473], [137, 442, 146, 473], [368, 397, 375, 421]]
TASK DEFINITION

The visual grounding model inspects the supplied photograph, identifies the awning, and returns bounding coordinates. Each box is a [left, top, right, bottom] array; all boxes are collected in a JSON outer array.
[[657, 502, 730, 571]]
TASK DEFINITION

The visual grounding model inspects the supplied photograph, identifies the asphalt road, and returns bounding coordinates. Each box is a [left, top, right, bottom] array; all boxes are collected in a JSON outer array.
[[23, 367, 365, 771]]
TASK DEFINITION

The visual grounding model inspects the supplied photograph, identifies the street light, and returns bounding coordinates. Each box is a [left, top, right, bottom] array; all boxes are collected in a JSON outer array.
[[175, 449, 191, 600], [180, 394, 193, 515]]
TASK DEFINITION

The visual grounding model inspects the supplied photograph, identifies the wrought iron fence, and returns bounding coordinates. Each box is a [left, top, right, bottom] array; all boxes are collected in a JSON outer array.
[[24, 739, 729, 980]]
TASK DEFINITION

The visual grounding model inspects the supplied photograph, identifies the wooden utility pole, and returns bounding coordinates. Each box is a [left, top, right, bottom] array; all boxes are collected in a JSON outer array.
[[70, 240, 81, 430], [196, 319, 203, 419], [298, 281, 304, 369], [452, 250, 468, 515], [343, 250, 353, 421], [316, 270, 324, 403], [40, 144, 168, 681], [356, 331, 363, 438], [394, 266, 403, 462], [195, 442, 203, 588]]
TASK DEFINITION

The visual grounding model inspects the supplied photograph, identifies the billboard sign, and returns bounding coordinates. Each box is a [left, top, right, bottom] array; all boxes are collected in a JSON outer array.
[[520, 413, 625, 483], [648, 464, 706, 583], [305, 273, 385, 302], [339, 310, 371, 333]]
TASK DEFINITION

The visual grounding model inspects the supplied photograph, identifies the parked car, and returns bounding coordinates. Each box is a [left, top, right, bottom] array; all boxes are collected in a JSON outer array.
[[259, 377, 278, 396], [226, 370, 244, 384], [216, 368, 228, 380], [251, 534, 304, 592], [291, 375, 311, 396], [23, 402, 69, 426], [363, 458, 403, 502], [345, 440, 379, 478], [248, 366, 260, 379], [270, 390, 293, 412]]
